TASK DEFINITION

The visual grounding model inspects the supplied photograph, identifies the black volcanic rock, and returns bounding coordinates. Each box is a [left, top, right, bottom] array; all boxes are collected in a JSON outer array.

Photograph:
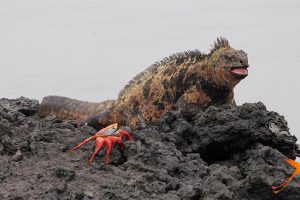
[[0, 97, 300, 199]]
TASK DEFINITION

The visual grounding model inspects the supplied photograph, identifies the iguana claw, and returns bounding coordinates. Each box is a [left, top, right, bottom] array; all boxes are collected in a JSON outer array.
[[69, 123, 132, 165]]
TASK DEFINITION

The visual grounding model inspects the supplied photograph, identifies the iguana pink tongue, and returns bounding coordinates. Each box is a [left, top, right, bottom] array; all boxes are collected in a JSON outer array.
[[231, 67, 248, 75]]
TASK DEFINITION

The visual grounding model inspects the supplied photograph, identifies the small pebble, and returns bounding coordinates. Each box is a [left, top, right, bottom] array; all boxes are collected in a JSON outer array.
[[12, 150, 23, 162]]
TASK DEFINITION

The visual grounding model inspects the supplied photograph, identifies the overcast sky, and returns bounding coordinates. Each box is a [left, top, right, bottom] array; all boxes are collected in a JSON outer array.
[[0, 0, 299, 138]]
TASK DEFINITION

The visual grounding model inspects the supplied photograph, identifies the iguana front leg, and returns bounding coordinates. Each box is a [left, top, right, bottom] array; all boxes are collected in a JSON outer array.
[[176, 86, 235, 111], [175, 87, 212, 111]]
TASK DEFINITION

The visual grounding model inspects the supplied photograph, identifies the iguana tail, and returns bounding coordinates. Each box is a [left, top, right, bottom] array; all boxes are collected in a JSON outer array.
[[38, 96, 115, 121]]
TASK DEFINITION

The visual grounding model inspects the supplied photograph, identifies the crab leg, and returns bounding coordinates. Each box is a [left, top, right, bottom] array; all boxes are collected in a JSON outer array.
[[114, 136, 125, 148], [272, 172, 296, 194], [69, 135, 96, 153], [88, 137, 106, 164], [119, 130, 132, 141], [104, 137, 114, 164]]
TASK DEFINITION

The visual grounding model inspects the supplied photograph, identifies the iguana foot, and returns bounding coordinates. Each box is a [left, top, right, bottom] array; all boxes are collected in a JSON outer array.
[[69, 123, 132, 165]]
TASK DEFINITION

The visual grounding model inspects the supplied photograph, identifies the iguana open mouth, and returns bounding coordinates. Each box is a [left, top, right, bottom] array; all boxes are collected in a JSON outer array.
[[230, 66, 248, 77]]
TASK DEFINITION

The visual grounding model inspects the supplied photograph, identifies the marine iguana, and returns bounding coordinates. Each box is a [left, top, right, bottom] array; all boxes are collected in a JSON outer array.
[[39, 37, 249, 130]]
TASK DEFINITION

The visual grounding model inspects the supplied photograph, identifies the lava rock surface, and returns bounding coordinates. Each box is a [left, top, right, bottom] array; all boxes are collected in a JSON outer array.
[[0, 97, 300, 199]]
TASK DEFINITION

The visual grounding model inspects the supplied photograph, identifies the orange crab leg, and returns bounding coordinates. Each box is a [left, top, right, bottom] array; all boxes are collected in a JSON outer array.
[[69, 135, 96, 153], [272, 171, 297, 194], [104, 137, 114, 164], [272, 178, 292, 194], [114, 136, 125, 148], [119, 130, 132, 141], [88, 137, 106, 165]]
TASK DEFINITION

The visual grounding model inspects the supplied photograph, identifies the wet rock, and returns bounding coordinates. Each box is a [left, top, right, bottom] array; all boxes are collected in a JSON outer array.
[[0, 97, 300, 199]]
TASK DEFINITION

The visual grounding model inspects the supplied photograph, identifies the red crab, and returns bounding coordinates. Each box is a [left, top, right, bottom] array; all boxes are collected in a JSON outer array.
[[69, 123, 132, 165]]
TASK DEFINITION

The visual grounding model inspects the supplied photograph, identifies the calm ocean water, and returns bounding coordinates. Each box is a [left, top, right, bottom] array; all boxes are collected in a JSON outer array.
[[0, 0, 299, 139]]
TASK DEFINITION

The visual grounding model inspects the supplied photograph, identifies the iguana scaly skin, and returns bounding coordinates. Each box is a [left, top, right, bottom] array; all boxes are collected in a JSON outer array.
[[39, 37, 249, 130]]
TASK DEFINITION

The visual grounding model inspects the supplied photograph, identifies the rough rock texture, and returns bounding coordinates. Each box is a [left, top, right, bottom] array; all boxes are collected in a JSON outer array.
[[0, 97, 300, 200]]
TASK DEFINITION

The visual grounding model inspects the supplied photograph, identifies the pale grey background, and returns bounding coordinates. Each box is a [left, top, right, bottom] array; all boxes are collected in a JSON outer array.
[[0, 1, 299, 139]]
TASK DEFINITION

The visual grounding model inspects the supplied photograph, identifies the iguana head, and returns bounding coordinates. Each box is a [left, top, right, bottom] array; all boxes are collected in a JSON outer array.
[[203, 37, 249, 89]]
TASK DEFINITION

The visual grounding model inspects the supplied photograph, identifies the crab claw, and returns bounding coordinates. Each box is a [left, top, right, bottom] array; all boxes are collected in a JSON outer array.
[[69, 124, 132, 165], [272, 158, 300, 194]]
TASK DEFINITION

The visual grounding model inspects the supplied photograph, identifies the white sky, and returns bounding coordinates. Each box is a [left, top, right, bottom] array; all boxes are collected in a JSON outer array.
[[0, 0, 299, 138]]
